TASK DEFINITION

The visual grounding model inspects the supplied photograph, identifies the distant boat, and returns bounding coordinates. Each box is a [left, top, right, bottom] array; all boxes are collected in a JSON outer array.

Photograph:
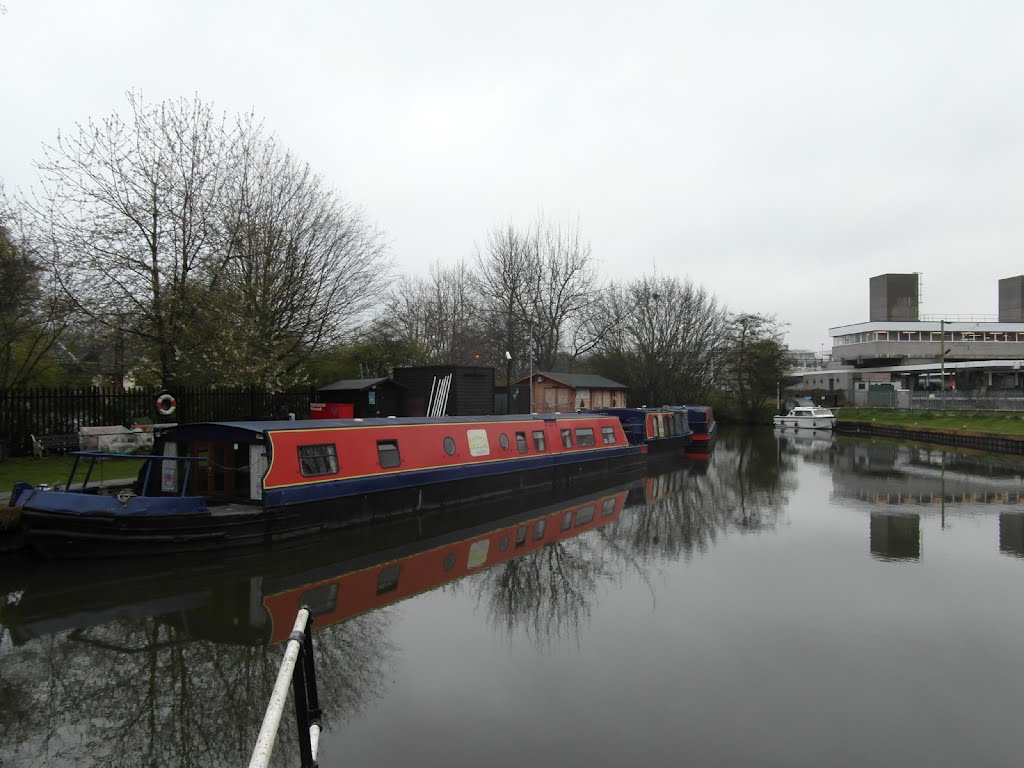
[[13, 414, 645, 558], [683, 405, 717, 456], [585, 407, 693, 454], [773, 405, 838, 430]]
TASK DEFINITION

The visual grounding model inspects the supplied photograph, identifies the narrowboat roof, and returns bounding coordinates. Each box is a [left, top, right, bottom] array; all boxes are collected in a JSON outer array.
[[159, 413, 611, 440], [512, 371, 629, 390]]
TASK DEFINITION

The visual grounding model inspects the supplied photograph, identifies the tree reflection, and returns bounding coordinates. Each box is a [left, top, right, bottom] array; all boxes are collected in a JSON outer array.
[[607, 429, 790, 563], [471, 535, 616, 651], [470, 429, 792, 649], [0, 608, 393, 768]]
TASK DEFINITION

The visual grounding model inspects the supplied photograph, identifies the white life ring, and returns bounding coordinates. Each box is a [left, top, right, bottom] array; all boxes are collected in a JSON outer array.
[[156, 392, 178, 416]]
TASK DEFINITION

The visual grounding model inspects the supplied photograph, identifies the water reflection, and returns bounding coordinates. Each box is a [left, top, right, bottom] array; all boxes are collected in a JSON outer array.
[[999, 514, 1024, 558], [869, 513, 921, 561], [10, 429, 984, 767]]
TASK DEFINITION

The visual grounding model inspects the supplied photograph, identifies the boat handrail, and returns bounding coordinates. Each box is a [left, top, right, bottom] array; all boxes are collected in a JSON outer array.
[[248, 607, 322, 768], [69, 451, 204, 461]]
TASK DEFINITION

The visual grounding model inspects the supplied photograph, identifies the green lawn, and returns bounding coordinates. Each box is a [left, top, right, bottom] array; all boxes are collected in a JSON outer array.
[[0, 455, 144, 492], [837, 407, 1024, 436]]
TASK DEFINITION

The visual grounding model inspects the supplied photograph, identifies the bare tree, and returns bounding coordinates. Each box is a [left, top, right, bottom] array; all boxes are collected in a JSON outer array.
[[190, 121, 389, 386], [472, 224, 534, 381], [594, 274, 728, 405], [523, 215, 604, 371], [28, 91, 230, 386], [381, 260, 481, 365]]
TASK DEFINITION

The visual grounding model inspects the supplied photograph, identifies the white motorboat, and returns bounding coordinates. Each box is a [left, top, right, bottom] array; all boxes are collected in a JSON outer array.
[[773, 405, 838, 430]]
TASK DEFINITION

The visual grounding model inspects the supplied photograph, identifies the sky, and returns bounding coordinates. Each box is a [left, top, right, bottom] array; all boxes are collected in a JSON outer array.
[[2, 0, 1023, 352]]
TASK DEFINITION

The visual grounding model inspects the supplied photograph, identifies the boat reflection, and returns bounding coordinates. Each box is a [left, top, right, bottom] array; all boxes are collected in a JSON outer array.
[[999, 514, 1024, 558], [4, 482, 634, 648]]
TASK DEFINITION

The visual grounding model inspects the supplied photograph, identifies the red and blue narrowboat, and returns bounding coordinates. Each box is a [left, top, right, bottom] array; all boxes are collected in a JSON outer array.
[[683, 404, 717, 458], [585, 407, 692, 454], [14, 413, 645, 558]]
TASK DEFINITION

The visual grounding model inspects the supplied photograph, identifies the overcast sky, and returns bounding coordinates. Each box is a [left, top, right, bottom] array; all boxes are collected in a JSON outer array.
[[2, 1, 1022, 351]]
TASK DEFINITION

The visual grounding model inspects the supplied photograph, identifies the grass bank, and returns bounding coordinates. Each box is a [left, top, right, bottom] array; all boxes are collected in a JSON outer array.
[[837, 408, 1024, 436], [0, 455, 143, 491]]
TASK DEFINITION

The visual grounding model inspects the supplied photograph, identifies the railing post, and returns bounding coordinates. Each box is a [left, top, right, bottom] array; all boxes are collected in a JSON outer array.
[[290, 610, 321, 768]]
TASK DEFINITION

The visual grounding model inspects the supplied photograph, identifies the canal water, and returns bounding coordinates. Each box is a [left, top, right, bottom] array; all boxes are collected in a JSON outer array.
[[2, 428, 1023, 767]]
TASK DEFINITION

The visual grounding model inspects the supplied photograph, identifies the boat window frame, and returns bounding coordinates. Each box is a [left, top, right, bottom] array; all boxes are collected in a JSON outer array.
[[377, 564, 401, 595], [515, 524, 528, 547], [377, 440, 401, 469], [575, 427, 596, 447], [575, 504, 596, 527], [533, 518, 547, 541], [561, 428, 573, 448], [532, 430, 546, 451], [601, 497, 618, 518], [443, 436, 456, 456], [601, 426, 617, 444], [561, 509, 573, 531], [297, 443, 339, 477], [515, 431, 528, 454], [499, 433, 510, 451]]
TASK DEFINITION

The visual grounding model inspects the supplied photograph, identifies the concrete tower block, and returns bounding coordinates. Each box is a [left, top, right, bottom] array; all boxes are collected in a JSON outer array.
[[998, 275, 1024, 322], [869, 273, 919, 322]]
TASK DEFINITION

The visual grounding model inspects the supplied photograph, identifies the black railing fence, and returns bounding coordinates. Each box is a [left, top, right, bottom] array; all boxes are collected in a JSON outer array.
[[0, 385, 318, 459]]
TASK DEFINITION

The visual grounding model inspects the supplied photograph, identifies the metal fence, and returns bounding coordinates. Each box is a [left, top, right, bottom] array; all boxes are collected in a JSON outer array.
[[908, 390, 1024, 411], [0, 385, 318, 459]]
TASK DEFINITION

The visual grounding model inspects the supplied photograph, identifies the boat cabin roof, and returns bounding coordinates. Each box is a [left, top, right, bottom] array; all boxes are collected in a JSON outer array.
[[159, 413, 609, 442]]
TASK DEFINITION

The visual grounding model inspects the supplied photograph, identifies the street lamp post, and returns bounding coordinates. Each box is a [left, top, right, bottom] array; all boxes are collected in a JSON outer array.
[[505, 350, 512, 414]]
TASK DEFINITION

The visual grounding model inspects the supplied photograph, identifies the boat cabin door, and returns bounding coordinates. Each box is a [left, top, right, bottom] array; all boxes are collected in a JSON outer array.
[[189, 441, 252, 502]]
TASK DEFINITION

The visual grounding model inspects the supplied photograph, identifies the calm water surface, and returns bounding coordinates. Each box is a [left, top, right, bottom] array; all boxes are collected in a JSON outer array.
[[2, 428, 1023, 767]]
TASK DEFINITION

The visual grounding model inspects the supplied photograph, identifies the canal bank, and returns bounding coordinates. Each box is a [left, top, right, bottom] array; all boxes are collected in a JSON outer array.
[[837, 420, 1024, 454]]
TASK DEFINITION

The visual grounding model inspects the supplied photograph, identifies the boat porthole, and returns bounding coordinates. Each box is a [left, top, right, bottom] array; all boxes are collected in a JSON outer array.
[[443, 436, 456, 455], [812, 421, 816, 427], [443, 552, 456, 571], [499, 535, 509, 552], [499, 433, 510, 450]]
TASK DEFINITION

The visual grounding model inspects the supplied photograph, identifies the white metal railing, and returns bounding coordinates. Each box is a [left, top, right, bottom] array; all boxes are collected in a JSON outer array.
[[248, 608, 322, 768]]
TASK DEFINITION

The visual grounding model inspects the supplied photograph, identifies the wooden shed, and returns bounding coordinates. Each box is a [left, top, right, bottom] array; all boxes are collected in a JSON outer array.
[[510, 371, 629, 414]]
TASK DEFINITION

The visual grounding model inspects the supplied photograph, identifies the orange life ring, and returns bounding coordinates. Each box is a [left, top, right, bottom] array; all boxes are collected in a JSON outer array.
[[156, 392, 177, 416]]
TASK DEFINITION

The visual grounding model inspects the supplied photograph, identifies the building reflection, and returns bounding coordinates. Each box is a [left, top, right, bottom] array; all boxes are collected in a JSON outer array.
[[999, 514, 1024, 558], [825, 436, 1024, 561], [870, 513, 921, 561]]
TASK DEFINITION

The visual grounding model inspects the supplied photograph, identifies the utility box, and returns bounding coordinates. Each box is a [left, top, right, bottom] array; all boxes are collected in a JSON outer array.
[[392, 366, 495, 416], [313, 377, 404, 418]]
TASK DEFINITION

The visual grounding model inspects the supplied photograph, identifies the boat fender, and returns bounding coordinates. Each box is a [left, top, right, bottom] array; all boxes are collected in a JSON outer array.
[[156, 391, 178, 416]]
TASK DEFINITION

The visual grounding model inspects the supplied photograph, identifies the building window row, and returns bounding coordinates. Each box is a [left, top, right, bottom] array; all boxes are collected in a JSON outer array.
[[835, 330, 1023, 346]]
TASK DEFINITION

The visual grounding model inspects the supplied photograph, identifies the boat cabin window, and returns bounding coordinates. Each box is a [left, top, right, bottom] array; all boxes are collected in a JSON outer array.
[[443, 552, 456, 572], [601, 426, 617, 444], [651, 418, 661, 438], [299, 583, 339, 616], [443, 436, 456, 455], [561, 428, 573, 448], [532, 430, 546, 451], [298, 444, 339, 477], [561, 509, 573, 531], [377, 440, 401, 468], [515, 432, 528, 453], [575, 427, 596, 447], [601, 497, 618, 517], [534, 519, 547, 541], [575, 504, 596, 526], [516, 524, 528, 547], [499, 433, 510, 450], [377, 564, 401, 595], [499, 535, 509, 552]]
